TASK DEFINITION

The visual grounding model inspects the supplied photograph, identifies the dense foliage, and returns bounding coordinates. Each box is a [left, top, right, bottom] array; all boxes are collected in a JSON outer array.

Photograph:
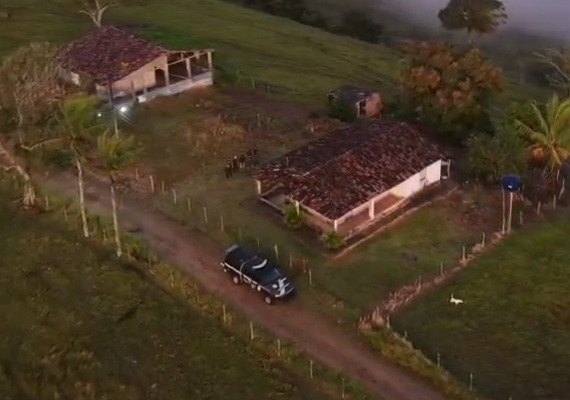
[[400, 42, 503, 142], [322, 231, 345, 250], [235, 0, 383, 43], [514, 95, 570, 169], [284, 205, 304, 230], [438, 0, 507, 44], [466, 126, 527, 183]]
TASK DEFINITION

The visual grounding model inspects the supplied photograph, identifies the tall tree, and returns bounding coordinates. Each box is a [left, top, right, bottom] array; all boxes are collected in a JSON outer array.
[[515, 95, 570, 169], [27, 96, 103, 237], [0, 43, 63, 207], [0, 43, 63, 143], [78, 0, 117, 27], [400, 41, 503, 141], [438, 0, 507, 45], [536, 48, 570, 97], [96, 132, 139, 257]]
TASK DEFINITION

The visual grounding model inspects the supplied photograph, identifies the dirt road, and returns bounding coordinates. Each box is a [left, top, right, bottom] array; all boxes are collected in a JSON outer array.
[[42, 172, 447, 400]]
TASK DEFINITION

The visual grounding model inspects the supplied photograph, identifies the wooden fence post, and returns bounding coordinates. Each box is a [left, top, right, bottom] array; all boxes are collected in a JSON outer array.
[[44, 195, 50, 210], [203, 206, 208, 224], [187, 197, 192, 212], [439, 261, 444, 276], [220, 216, 224, 232], [537, 201, 541, 215], [462, 245, 466, 262], [171, 188, 178, 204], [222, 304, 227, 324], [161, 181, 165, 195], [469, 372, 474, 391], [308, 268, 313, 286], [274, 244, 279, 262], [309, 360, 313, 379], [249, 321, 254, 340], [277, 338, 281, 357], [149, 175, 155, 194], [481, 233, 486, 247]]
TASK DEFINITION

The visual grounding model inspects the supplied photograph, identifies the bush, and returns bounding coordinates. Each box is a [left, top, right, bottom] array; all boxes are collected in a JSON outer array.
[[284, 205, 304, 230], [327, 100, 356, 122], [321, 231, 345, 250], [337, 10, 384, 44], [466, 127, 527, 183]]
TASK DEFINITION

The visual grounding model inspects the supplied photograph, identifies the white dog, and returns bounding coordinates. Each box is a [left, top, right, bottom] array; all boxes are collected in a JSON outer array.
[[450, 294, 464, 305]]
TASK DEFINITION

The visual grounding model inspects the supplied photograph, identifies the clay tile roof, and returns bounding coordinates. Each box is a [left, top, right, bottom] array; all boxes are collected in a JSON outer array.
[[58, 26, 167, 84], [254, 120, 448, 220]]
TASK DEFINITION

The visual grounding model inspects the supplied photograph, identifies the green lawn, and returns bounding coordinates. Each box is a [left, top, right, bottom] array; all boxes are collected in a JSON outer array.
[[394, 213, 570, 400], [0, 185, 346, 400], [0, 0, 401, 104]]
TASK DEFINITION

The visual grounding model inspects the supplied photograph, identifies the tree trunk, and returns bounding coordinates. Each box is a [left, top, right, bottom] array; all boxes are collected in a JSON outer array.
[[75, 158, 89, 238], [110, 183, 122, 257], [0, 139, 36, 207]]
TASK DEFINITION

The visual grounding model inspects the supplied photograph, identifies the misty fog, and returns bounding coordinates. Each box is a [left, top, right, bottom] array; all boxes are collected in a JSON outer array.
[[373, 0, 570, 42]]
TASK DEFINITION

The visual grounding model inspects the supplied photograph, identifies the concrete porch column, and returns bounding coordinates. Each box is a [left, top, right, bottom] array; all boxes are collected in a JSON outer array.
[[185, 58, 192, 79], [369, 199, 375, 220], [164, 68, 170, 86], [207, 52, 213, 71]]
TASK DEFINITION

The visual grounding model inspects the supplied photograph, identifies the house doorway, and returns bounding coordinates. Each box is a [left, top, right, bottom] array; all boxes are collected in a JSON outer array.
[[155, 68, 167, 87]]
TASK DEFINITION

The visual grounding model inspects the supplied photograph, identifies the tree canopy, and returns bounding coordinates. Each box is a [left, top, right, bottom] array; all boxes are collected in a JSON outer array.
[[400, 41, 503, 142], [0, 43, 63, 129], [438, 0, 507, 44]]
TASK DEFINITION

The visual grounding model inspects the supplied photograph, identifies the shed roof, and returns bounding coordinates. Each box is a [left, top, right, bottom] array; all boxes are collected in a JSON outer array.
[[254, 121, 448, 220], [58, 26, 167, 84]]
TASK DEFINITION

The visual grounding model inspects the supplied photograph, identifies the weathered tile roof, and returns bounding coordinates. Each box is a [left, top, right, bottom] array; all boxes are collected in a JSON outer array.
[[255, 121, 448, 220], [58, 26, 167, 84]]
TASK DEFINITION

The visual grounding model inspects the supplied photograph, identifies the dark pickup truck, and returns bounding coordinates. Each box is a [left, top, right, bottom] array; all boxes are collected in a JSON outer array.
[[221, 244, 295, 304]]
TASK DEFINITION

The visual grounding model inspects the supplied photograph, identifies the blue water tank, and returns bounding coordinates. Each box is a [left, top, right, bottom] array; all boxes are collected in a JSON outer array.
[[500, 175, 523, 192]]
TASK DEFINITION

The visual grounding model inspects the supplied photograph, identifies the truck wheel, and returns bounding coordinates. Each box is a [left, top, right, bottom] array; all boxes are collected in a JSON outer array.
[[264, 295, 273, 305], [232, 275, 240, 285]]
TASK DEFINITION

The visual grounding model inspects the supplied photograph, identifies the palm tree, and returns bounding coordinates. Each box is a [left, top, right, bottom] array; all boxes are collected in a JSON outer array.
[[96, 132, 139, 257], [26, 95, 103, 237], [515, 95, 570, 169]]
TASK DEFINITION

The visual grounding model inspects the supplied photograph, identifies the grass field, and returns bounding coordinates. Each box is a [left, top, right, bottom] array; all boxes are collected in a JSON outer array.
[[394, 213, 570, 400], [0, 0, 401, 104], [0, 185, 355, 400]]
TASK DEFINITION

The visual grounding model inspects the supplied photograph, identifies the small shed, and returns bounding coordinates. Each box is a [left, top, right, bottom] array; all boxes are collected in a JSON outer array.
[[327, 85, 383, 119]]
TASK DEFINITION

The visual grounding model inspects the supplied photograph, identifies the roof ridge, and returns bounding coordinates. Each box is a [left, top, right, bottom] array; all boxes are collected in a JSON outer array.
[[298, 121, 402, 178]]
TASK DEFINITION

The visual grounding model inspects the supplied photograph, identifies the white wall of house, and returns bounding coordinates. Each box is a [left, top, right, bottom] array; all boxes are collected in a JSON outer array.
[[93, 55, 169, 100], [390, 159, 442, 198], [113, 55, 168, 97]]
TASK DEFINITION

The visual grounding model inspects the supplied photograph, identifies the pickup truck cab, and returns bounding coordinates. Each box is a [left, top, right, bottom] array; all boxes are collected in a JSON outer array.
[[221, 244, 295, 304]]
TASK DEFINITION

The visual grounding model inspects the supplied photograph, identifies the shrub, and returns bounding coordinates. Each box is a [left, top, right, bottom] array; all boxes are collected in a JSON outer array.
[[327, 100, 356, 122], [322, 231, 345, 250], [284, 205, 304, 230], [466, 127, 527, 183]]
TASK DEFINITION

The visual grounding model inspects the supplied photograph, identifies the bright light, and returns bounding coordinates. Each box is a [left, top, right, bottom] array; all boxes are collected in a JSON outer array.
[[97, 112, 102, 117], [119, 106, 129, 114]]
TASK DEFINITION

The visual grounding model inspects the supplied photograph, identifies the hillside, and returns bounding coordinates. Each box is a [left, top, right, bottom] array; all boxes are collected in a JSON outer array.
[[0, 183, 345, 399], [0, 0, 401, 104]]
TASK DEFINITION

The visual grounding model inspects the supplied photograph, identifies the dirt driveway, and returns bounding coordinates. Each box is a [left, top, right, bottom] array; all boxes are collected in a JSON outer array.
[[42, 172, 447, 400]]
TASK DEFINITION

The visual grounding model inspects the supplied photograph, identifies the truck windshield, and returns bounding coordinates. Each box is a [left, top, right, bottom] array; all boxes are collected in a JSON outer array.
[[258, 267, 281, 284]]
